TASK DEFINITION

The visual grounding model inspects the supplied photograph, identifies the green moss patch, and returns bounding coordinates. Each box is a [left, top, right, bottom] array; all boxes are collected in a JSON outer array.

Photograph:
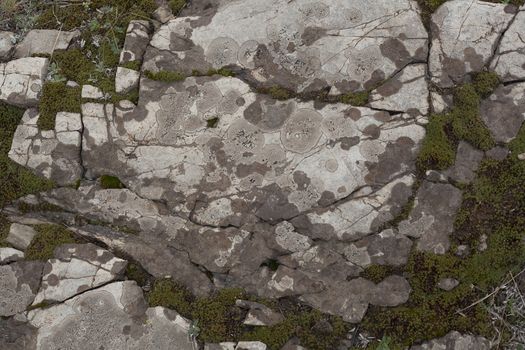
[[417, 114, 456, 171], [120, 60, 141, 71], [0, 102, 54, 207], [25, 224, 79, 260], [38, 82, 81, 131], [125, 262, 152, 287], [170, 0, 187, 14], [360, 265, 396, 284], [100, 175, 125, 189], [340, 90, 369, 106]]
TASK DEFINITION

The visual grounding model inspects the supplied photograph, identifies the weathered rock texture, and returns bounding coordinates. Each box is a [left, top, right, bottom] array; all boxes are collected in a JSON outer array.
[[0, 57, 48, 106]]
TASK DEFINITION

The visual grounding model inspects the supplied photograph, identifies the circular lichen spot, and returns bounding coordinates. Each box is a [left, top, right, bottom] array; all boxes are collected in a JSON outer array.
[[281, 108, 323, 153], [206, 37, 240, 68]]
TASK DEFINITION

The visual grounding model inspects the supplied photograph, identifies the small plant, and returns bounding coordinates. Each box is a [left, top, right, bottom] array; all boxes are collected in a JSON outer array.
[[100, 175, 125, 189], [206, 117, 220, 128]]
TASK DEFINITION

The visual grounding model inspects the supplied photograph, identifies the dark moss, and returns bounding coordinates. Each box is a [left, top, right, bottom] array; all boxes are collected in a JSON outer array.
[[144, 70, 186, 82], [361, 265, 395, 284], [267, 86, 293, 101], [100, 175, 125, 189], [0, 215, 10, 247], [125, 262, 151, 286], [472, 71, 500, 98], [417, 114, 456, 172], [261, 259, 280, 271], [169, 0, 187, 14], [340, 90, 369, 106], [35, 5, 90, 30], [38, 82, 81, 131], [0, 102, 54, 207], [148, 279, 194, 315], [121, 60, 141, 71], [206, 117, 220, 128], [206, 68, 235, 77], [25, 224, 79, 260], [53, 49, 95, 85]]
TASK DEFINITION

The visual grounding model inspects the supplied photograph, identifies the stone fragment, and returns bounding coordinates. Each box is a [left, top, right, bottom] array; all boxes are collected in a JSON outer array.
[[438, 278, 460, 291], [0, 261, 43, 316], [410, 331, 490, 350], [370, 64, 429, 114], [0, 31, 16, 60], [486, 146, 509, 161], [280, 338, 307, 350], [82, 84, 104, 99], [491, 10, 525, 82], [153, 6, 174, 23], [14, 29, 79, 58], [236, 341, 267, 350], [7, 223, 37, 250], [120, 20, 151, 64], [0, 247, 24, 264], [32, 243, 127, 304], [236, 299, 284, 326], [115, 67, 140, 94], [369, 275, 411, 307], [398, 181, 463, 254], [442, 141, 484, 184], [480, 82, 525, 143], [27, 281, 198, 350], [145, 0, 427, 93], [0, 57, 48, 106], [429, 0, 515, 87], [205, 343, 237, 350], [8, 110, 82, 185]]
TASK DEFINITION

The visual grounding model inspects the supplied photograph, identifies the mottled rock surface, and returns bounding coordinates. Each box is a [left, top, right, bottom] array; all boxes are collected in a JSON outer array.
[[14, 29, 79, 58], [491, 8, 525, 82], [27, 281, 198, 350], [0, 57, 48, 106], [410, 331, 490, 350], [0, 247, 24, 264], [0, 261, 43, 316]]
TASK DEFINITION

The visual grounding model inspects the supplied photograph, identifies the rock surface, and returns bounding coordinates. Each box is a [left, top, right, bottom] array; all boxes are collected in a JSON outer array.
[[410, 331, 490, 350], [33, 243, 127, 304], [491, 8, 525, 82], [0, 247, 24, 264], [7, 223, 37, 250], [0, 57, 48, 107], [0, 31, 15, 60], [14, 29, 79, 58], [0, 261, 43, 316], [27, 281, 198, 350]]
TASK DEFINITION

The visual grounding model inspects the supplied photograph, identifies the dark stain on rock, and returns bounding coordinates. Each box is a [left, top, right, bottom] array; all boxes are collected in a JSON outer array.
[[379, 38, 411, 69], [301, 27, 327, 46]]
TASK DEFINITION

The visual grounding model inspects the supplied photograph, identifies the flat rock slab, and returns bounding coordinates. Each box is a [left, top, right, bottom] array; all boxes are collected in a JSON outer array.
[[491, 8, 525, 82], [8, 109, 82, 186], [7, 222, 37, 250], [398, 181, 463, 254], [0, 261, 43, 317], [32, 243, 127, 304], [27, 281, 198, 350], [429, 0, 517, 87], [0, 57, 48, 107], [14, 29, 79, 58], [145, 0, 428, 93], [410, 331, 490, 350]]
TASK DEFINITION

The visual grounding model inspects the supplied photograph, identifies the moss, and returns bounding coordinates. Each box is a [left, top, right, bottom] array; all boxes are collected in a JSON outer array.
[[417, 114, 456, 172], [148, 279, 193, 315], [340, 91, 369, 106], [361, 265, 395, 284], [0, 102, 54, 207], [121, 60, 141, 71], [509, 123, 525, 159], [53, 49, 95, 85], [38, 82, 82, 131], [206, 117, 220, 128], [267, 86, 293, 101], [261, 259, 280, 271], [169, 0, 187, 14], [0, 215, 10, 247], [450, 84, 494, 151], [472, 71, 500, 98], [126, 262, 151, 286], [144, 70, 185, 82], [25, 224, 79, 260], [35, 5, 90, 30], [100, 175, 125, 189]]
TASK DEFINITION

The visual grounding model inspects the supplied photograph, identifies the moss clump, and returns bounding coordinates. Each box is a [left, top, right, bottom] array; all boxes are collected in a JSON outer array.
[[450, 84, 494, 151], [38, 82, 81, 131], [25, 224, 78, 260], [0, 102, 54, 207], [125, 262, 151, 287], [121, 60, 141, 71], [169, 0, 187, 14], [53, 49, 95, 85], [268, 86, 293, 101], [144, 70, 185, 82], [472, 71, 500, 98], [361, 265, 395, 284], [206, 117, 220, 128], [100, 175, 125, 189], [208, 68, 235, 77], [340, 90, 369, 106], [0, 215, 10, 247], [148, 278, 193, 315], [417, 114, 456, 172]]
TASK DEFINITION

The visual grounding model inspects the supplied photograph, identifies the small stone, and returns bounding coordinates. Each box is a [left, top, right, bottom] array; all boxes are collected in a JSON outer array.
[[280, 338, 306, 350], [518, 153, 525, 161], [437, 278, 459, 291], [478, 234, 488, 252], [205, 343, 237, 350], [81, 85, 104, 100], [0, 247, 24, 264], [455, 245, 470, 258], [486, 146, 509, 161], [66, 80, 79, 88], [153, 6, 174, 23], [115, 67, 140, 94], [236, 341, 268, 350], [236, 299, 285, 326], [0, 31, 16, 60], [7, 223, 37, 250], [410, 331, 490, 350]]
